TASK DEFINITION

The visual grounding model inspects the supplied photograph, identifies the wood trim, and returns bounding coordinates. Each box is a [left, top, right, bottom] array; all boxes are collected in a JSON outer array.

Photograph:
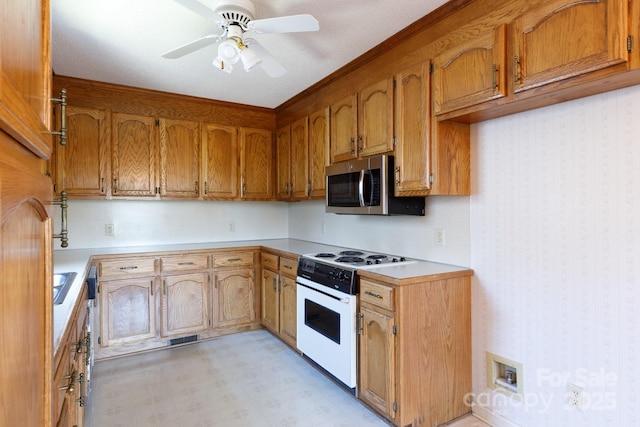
[[52, 75, 276, 130]]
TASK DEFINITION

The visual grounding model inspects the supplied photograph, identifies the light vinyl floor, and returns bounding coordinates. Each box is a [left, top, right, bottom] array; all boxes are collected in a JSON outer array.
[[85, 330, 488, 427]]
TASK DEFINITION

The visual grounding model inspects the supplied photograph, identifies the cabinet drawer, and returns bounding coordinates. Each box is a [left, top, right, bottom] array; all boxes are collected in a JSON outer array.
[[279, 256, 298, 278], [211, 251, 254, 267], [360, 280, 394, 311], [161, 253, 209, 272], [99, 258, 155, 278], [261, 252, 279, 271]]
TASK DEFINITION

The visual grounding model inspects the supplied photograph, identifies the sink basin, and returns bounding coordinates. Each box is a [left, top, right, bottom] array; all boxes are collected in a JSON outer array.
[[53, 272, 77, 305]]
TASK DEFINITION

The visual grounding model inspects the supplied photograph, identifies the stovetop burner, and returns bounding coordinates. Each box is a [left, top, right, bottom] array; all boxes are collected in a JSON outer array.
[[315, 253, 336, 258], [339, 250, 364, 256], [335, 256, 365, 263], [366, 254, 387, 260]]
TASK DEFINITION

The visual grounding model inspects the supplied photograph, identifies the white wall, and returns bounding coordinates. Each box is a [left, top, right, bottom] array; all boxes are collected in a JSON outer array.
[[287, 197, 470, 266], [55, 200, 289, 249], [469, 85, 640, 427]]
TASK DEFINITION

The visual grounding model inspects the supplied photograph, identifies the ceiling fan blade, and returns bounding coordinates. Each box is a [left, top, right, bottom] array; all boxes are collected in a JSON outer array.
[[162, 34, 220, 59], [246, 41, 287, 78], [173, 0, 220, 22], [249, 14, 319, 34]]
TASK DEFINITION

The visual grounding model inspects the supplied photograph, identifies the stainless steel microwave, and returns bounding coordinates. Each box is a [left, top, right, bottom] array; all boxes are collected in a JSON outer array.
[[325, 155, 425, 215]]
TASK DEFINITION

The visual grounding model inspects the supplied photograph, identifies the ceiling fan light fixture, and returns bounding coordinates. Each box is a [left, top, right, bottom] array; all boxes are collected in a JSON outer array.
[[239, 47, 262, 71], [217, 39, 239, 63]]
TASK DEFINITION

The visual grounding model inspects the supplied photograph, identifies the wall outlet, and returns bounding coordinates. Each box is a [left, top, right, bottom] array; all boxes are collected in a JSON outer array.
[[228, 221, 236, 232], [567, 383, 585, 410], [105, 223, 114, 236], [436, 228, 445, 246]]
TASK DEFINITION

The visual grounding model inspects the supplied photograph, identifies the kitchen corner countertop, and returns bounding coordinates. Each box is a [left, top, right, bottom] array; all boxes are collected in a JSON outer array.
[[53, 238, 472, 353]]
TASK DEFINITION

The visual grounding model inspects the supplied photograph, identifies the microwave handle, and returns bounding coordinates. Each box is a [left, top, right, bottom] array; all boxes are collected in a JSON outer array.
[[358, 170, 365, 207]]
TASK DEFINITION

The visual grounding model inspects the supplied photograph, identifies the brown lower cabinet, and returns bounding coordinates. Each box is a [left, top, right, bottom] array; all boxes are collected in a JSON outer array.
[[357, 271, 472, 427], [54, 286, 90, 427], [260, 251, 298, 349], [94, 249, 260, 360]]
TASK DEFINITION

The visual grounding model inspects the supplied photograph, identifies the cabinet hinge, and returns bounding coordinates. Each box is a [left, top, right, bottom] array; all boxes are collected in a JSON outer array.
[[393, 324, 397, 335], [98, 336, 101, 345], [97, 284, 100, 293], [393, 401, 398, 412], [155, 119, 160, 126], [392, 79, 397, 89], [429, 174, 434, 185], [628, 35, 634, 53], [393, 136, 397, 147], [429, 63, 435, 74]]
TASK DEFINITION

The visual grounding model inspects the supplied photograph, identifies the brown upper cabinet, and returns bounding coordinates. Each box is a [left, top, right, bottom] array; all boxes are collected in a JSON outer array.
[[433, 0, 632, 119], [512, 0, 628, 93], [111, 113, 158, 198], [239, 127, 274, 200], [202, 123, 239, 200], [111, 115, 201, 199], [308, 107, 330, 199], [330, 77, 394, 163], [277, 109, 329, 201], [394, 61, 432, 196], [276, 124, 292, 200], [53, 106, 110, 199], [277, 116, 311, 200], [159, 119, 200, 199], [433, 24, 507, 115]]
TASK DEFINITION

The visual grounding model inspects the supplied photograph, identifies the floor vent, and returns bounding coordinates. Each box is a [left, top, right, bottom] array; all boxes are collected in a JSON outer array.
[[168, 335, 198, 346]]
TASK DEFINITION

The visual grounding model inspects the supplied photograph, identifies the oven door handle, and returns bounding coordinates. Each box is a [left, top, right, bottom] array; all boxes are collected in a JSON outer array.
[[297, 281, 353, 304], [358, 169, 365, 207]]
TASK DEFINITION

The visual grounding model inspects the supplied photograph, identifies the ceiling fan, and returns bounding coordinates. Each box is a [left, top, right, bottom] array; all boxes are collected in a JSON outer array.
[[162, 0, 319, 77]]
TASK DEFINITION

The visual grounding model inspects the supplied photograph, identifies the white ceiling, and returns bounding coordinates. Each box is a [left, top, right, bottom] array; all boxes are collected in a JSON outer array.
[[51, 0, 449, 109]]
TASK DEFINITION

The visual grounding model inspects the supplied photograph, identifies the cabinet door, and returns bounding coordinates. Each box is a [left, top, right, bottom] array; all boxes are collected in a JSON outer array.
[[279, 276, 297, 348], [430, 119, 471, 196], [240, 128, 274, 200], [359, 305, 396, 420], [214, 268, 256, 328], [202, 123, 238, 199], [513, 0, 628, 93], [394, 61, 431, 196], [55, 106, 110, 198], [261, 269, 279, 333], [111, 113, 158, 197], [330, 94, 358, 163], [290, 117, 310, 200], [0, 0, 51, 158], [159, 119, 200, 199], [308, 107, 329, 198], [160, 272, 209, 337], [358, 77, 394, 157], [100, 277, 157, 347], [276, 125, 291, 200], [433, 24, 507, 114], [0, 134, 52, 427]]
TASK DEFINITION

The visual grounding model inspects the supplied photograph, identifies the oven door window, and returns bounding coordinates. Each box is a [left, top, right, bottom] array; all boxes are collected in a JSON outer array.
[[304, 298, 340, 344]]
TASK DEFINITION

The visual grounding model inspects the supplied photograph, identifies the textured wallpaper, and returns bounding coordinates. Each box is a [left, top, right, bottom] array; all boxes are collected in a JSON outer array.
[[470, 85, 640, 426]]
